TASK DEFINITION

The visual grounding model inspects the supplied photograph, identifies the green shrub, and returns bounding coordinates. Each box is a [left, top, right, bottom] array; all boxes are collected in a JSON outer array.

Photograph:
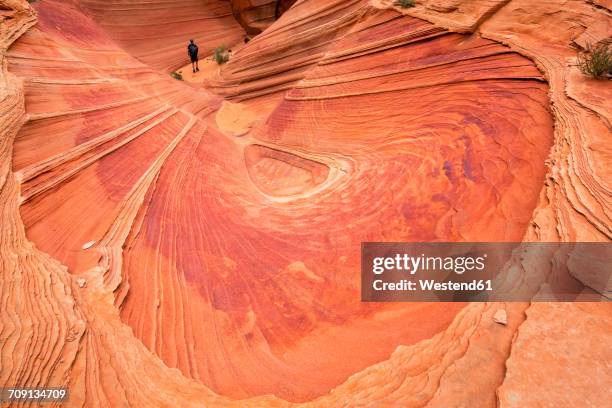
[[578, 42, 612, 79], [395, 0, 415, 8], [213, 45, 230, 65], [171, 71, 183, 81]]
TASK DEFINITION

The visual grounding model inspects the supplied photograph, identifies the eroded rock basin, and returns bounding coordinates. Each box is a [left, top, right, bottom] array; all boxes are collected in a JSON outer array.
[[6, 0, 563, 404]]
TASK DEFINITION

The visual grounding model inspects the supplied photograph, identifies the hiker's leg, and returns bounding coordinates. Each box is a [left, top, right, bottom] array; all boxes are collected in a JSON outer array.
[[196, 59, 199, 71]]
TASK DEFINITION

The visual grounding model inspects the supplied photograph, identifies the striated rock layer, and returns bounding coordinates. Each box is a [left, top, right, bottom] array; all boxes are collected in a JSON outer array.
[[231, 0, 299, 35], [0, 0, 610, 407], [76, 0, 246, 72]]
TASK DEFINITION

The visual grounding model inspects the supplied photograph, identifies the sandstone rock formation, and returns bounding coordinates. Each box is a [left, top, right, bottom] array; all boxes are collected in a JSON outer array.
[[231, 0, 298, 35], [78, 0, 245, 72], [0, 0, 610, 406]]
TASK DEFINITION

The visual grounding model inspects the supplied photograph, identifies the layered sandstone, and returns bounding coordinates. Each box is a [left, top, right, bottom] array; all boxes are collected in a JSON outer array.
[[0, 0, 610, 407], [231, 0, 298, 35]]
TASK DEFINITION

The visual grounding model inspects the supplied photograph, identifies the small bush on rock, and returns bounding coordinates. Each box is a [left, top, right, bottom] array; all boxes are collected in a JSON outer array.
[[395, 0, 415, 8], [578, 43, 612, 79], [214, 45, 230, 65]]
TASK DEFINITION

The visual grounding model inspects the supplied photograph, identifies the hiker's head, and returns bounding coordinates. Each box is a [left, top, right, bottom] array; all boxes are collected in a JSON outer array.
[[190, 39, 194, 44]]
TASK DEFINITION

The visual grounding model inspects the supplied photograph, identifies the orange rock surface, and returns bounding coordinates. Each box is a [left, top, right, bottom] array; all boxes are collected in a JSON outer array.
[[0, 0, 610, 406], [231, 0, 298, 34]]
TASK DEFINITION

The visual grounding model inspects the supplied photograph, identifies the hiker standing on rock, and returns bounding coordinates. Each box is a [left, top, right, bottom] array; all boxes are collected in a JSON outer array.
[[188, 39, 199, 73]]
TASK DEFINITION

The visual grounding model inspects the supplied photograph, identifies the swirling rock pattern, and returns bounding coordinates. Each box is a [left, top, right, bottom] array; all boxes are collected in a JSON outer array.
[[231, 0, 299, 35], [77, 0, 246, 72], [0, 0, 610, 406]]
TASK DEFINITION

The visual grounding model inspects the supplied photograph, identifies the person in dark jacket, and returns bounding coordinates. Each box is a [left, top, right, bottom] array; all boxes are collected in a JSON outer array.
[[188, 39, 199, 73]]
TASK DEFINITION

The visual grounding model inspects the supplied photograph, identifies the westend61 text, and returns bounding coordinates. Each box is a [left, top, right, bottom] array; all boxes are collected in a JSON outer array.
[[372, 279, 493, 292]]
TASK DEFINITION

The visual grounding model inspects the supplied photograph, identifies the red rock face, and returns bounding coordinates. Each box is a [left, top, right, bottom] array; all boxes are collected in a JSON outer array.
[[1, 0, 610, 406], [76, 0, 246, 71], [231, 0, 298, 35]]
